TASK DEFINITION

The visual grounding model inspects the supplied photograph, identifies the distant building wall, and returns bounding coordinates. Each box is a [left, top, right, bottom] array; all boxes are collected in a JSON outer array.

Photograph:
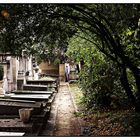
[[39, 62, 59, 75]]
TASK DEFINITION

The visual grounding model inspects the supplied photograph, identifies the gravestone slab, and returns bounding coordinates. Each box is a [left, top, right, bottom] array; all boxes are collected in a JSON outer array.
[[0, 132, 25, 136], [23, 84, 48, 91], [12, 90, 53, 95], [0, 118, 33, 133], [0, 99, 42, 115]]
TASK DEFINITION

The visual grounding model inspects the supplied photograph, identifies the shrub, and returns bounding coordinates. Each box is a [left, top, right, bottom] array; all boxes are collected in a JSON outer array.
[[79, 58, 126, 109]]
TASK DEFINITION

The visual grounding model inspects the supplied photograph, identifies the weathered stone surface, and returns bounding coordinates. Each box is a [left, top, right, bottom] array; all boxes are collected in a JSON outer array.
[[27, 79, 56, 85], [11, 90, 53, 95], [0, 118, 33, 132], [26, 79, 59, 93], [59, 64, 65, 82], [0, 81, 3, 94], [10, 94, 51, 101], [23, 84, 48, 91], [17, 79, 24, 90], [31, 109, 49, 123], [0, 132, 25, 136], [0, 99, 42, 115], [0, 98, 36, 103]]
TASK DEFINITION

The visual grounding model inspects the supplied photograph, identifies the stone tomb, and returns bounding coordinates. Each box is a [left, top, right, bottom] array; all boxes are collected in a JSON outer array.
[[2, 94, 51, 101], [26, 79, 58, 92], [26, 79, 57, 85], [0, 131, 25, 136], [0, 99, 42, 115], [0, 118, 33, 133], [11, 90, 53, 95], [23, 84, 48, 91]]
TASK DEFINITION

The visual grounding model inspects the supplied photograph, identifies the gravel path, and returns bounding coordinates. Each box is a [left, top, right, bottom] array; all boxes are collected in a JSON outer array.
[[39, 82, 81, 136]]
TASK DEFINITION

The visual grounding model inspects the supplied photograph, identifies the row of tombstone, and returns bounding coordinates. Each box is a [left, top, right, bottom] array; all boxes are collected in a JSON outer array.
[[0, 74, 59, 136]]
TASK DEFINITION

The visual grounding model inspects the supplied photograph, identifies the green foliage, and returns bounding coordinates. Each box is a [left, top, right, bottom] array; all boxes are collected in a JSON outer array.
[[67, 32, 126, 109], [79, 59, 125, 108], [0, 4, 140, 110], [65, 4, 140, 110], [121, 27, 140, 67], [118, 112, 140, 136], [0, 4, 76, 60], [126, 68, 137, 93]]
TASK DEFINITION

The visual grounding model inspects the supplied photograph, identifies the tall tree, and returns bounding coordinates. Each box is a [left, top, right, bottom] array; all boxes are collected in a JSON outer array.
[[0, 4, 140, 110], [0, 4, 76, 57], [62, 4, 140, 108]]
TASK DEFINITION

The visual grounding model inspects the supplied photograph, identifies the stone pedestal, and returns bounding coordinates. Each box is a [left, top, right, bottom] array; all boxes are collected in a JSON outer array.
[[59, 64, 65, 82], [3, 65, 8, 94], [17, 57, 26, 89]]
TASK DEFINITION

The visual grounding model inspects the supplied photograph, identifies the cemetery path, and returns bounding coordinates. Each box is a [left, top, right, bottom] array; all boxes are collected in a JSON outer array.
[[39, 82, 81, 136]]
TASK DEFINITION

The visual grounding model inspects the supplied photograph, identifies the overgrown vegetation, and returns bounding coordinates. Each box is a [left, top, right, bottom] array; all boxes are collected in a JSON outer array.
[[67, 32, 129, 109], [69, 83, 140, 136], [65, 4, 140, 111]]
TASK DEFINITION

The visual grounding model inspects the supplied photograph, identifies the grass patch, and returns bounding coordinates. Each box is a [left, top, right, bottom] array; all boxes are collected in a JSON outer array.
[[69, 83, 84, 108]]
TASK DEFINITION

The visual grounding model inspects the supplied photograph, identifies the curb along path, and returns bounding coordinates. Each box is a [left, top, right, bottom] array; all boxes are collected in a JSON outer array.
[[39, 82, 81, 136]]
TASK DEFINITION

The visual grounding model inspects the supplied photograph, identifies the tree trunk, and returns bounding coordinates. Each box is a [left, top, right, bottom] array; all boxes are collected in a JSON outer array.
[[120, 66, 136, 106], [131, 68, 140, 92], [124, 61, 140, 112], [131, 69, 140, 112]]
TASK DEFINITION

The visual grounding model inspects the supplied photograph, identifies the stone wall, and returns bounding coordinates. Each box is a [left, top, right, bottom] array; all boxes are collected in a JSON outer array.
[[39, 62, 59, 75]]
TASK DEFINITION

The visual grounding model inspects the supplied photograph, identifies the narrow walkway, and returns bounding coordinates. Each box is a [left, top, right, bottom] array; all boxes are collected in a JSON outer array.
[[39, 82, 81, 136]]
